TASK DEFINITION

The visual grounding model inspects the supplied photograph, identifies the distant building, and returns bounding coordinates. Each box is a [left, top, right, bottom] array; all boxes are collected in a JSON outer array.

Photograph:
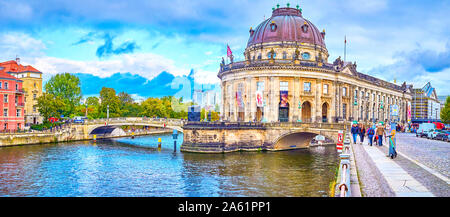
[[0, 66, 25, 131], [0, 58, 43, 125], [411, 82, 441, 123], [438, 95, 448, 110], [192, 86, 221, 111]]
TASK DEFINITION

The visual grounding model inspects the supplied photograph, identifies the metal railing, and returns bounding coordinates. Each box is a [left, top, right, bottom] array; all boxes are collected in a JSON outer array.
[[338, 132, 352, 197]]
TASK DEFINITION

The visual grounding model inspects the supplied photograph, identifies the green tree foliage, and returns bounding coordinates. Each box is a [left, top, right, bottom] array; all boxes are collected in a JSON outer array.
[[44, 73, 82, 116], [441, 96, 450, 124], [36, 93, 66, 120], [99, 87, 121, 118], [86, 96, 100, 107], [140, 96, 189, 119]]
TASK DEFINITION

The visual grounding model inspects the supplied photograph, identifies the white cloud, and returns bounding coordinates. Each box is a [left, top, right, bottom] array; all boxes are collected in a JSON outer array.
[[30, 53, 188, 81], [0, 32, 46, 60]]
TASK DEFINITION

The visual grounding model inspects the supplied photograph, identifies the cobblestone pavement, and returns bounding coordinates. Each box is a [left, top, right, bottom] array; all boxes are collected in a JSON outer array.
[[391, 133, 449, 178], [375, 133, 450, 197]]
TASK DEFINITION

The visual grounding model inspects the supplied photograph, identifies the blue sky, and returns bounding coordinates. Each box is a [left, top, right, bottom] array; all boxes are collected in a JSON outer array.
[[1, 0, 449, 98]]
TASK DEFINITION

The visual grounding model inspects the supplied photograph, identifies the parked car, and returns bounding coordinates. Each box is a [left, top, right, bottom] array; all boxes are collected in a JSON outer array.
[[73, 116, 85, 124], [427, 129, 442, 139], [435, 130, 450, 142], [417, 123, 435, 137]]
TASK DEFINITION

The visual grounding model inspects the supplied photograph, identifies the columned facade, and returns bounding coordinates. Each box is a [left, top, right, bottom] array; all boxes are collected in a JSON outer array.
[[218, 7, 412, 124]]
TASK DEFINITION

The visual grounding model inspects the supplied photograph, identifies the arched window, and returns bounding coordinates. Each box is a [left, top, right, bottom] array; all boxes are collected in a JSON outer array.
[[301, 24, 309, 33], [301, 52, 310, 60]]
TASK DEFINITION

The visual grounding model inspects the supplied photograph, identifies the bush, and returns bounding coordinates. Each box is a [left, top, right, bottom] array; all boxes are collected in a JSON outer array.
[[30, 121, 65, 131]]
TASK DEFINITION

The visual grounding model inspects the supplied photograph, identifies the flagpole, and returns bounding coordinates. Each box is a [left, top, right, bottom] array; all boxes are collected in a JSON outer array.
[[344, 35, 347, 63]]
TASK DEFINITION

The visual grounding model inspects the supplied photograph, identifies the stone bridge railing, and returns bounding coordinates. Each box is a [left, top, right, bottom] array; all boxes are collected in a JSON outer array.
[[83, 117, 186, 126], [183, 121, 348, 130]]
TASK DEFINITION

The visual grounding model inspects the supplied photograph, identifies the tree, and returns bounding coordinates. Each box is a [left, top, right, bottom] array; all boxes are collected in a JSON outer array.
[[99, 87, 121, 118], [45, 73, 82, 116], [86, 96, 100, 107], [441, 96, 450, 124], [36, 93, 66, 120]]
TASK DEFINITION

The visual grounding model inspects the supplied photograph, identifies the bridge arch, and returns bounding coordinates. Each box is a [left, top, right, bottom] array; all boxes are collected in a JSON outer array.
[[271, 129, 338, 150]]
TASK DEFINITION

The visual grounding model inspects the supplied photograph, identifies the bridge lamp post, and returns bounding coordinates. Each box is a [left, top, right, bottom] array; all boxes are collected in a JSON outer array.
[[107, 105, 109, 120]]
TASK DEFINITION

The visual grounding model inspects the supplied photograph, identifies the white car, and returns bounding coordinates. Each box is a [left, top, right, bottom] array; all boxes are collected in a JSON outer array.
[[427, 129, 442, 139]]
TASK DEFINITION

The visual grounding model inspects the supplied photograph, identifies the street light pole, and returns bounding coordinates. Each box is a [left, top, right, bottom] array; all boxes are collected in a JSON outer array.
[[107, 105, 109, 120]]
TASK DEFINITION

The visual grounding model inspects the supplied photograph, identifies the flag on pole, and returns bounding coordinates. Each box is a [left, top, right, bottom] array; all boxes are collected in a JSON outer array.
[[227, 44, 232, 58]]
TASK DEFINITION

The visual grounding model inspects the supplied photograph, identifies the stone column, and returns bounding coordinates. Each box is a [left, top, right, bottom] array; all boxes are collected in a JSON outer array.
[[244, 77, 251, 122], [293, 77, 300, 121], [221, 81, 226, 120], [316, 79, 322, 123], [331, 81, 337, 123]]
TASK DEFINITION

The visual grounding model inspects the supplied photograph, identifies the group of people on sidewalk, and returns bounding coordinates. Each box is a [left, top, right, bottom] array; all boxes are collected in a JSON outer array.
[[351, 122, 398, 159]]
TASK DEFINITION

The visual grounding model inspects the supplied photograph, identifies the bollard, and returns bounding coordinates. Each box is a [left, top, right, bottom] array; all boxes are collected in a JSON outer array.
[[158, 137, 162, 148]]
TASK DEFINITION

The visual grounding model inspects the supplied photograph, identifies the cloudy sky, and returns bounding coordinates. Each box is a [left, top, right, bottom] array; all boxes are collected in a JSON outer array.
[[1, 0, 449, 97]]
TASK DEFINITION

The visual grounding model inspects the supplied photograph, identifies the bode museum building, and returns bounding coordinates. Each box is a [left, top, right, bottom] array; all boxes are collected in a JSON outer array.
[[218, 6, 413, 124]]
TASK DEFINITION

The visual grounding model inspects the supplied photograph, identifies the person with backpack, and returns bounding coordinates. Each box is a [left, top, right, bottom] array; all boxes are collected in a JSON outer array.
[[359, 124, 366, 144], [351, 124, 359, 144], [367, 126, 375, 146], [376, 124, 386, 146]]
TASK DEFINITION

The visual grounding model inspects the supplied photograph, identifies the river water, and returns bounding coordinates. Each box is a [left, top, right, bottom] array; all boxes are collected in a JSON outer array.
[[0, 133, 339, 197]]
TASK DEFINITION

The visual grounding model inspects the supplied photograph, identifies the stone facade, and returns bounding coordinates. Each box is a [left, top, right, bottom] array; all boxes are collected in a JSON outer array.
[[219, 7, 412, 125], [181, 122, 345, 153]]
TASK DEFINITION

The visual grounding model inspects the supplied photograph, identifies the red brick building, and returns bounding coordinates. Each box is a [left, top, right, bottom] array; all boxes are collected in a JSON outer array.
[[0, 66, 25, 131]]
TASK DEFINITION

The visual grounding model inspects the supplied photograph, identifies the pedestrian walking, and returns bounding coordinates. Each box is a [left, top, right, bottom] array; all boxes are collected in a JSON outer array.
[[375, 124, 386, 146], [367, 126, 375, 146], [359, 124, 366, 144], [387, 130, 398, 159], [351, 124, 359, 144]]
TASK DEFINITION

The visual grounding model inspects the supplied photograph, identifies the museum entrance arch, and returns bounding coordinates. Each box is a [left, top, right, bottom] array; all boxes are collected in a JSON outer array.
[[322, 102, 328, 123], [302, 101, 312, 123], [279, 103, 289, 122]]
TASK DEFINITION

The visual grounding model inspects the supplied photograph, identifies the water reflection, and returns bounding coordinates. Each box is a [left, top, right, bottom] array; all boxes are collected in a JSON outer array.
[[0, 134, 338, 197]]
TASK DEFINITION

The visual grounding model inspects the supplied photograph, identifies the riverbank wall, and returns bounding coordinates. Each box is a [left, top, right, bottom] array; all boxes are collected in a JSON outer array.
[[0, 126, 172, 148], [181, 122, 344, 153]]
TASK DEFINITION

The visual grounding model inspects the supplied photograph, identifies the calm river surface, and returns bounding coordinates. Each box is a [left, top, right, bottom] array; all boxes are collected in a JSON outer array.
[[0, 133, 339, 197]]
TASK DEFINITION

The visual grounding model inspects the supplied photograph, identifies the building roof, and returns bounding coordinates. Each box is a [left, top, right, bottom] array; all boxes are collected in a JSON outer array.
[[247, 7, 325, 48], [0, 59, 42, 74]]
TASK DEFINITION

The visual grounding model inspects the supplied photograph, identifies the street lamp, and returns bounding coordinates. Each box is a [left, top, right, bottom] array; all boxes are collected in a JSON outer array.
[[107, 105, 109, 119]]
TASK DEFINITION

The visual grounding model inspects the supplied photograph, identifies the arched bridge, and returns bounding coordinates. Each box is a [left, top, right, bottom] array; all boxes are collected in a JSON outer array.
[[80, 117, 185, 136], [181, 122, 348, 153]]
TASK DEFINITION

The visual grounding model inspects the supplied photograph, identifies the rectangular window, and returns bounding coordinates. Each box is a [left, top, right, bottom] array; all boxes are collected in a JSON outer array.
[[323, 84, 328, 94], [343, 87, 347, 96], [257, 81, 265, 91], [33, 106, 36, 113], [3, 95, 7, 103], [280, 81, 289, 91], [16, 109, 20, 117], [3, 109, 7, 117], [343, 103, 347, 119], [4, 123, 7, 130], [33, 94, 37, 100], [303, 82, 311, 92], [0, 82, 2, 89], [15, 84, 18, 90], [5, 82, 8, 90]]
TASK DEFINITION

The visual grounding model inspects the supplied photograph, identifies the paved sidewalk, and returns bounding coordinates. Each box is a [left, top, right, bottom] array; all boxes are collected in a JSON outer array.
[[361, 142, 434, 197]]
